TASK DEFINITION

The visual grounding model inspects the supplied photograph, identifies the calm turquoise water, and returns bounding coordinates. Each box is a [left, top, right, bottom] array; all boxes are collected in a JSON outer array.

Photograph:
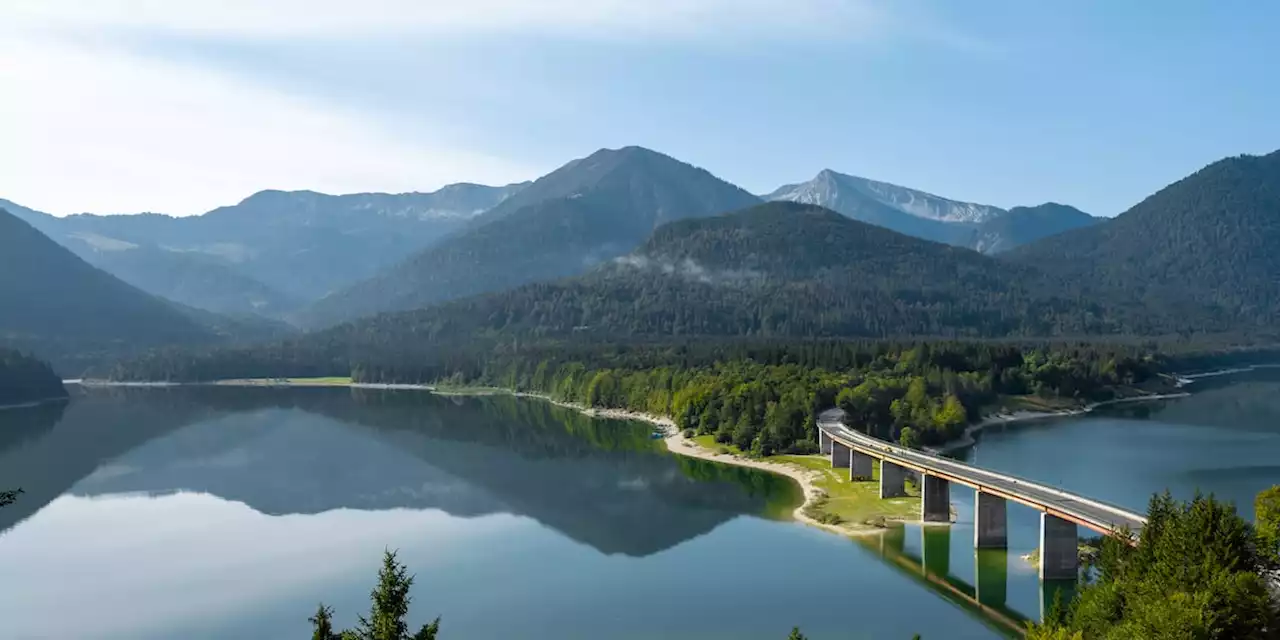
[[1, 374, 1277, 639], [0, 387, 996, 640]]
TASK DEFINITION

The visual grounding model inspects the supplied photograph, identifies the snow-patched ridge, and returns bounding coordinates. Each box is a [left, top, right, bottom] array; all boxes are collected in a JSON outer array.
[[766, 169, 1005, 224]]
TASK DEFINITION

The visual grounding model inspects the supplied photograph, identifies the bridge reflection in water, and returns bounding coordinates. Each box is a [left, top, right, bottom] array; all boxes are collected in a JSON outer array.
[[855, 526, 1076, 638]]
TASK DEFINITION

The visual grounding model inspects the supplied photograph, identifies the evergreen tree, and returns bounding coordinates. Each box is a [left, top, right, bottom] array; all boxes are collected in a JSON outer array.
[[1030, 491, 1278, 639], [310, 550, 441, 640], [309, 605, 342, 640], [0, 488, 20, 508]]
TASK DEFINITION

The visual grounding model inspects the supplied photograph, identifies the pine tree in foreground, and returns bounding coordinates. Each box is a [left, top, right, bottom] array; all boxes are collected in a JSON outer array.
[[311, 550, 440, 640]]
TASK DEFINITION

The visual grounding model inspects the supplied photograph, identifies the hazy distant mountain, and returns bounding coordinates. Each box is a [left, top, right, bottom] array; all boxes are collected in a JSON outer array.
[[301, 146, 762, 328], [0, 208, 221, 371], [969, 203, 1098, 253], [87, 246, 304, 317], [1005, 150, 1280, 326], [0, 183, 527, 316]]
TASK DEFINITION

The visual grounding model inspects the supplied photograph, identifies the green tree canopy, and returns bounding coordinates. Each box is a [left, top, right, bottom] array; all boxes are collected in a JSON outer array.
[[311, 550, 440, 640], [1031, 490, 1279, 639], [1256, 485, 1280, 565]]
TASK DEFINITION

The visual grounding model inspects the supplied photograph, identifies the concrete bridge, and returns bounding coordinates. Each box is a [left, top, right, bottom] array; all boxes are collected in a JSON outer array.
[[817, 409, 1147, 579]]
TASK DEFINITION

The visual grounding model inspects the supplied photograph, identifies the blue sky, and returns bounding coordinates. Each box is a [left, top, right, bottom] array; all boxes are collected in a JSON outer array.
[[2, 1, 1277, 216]]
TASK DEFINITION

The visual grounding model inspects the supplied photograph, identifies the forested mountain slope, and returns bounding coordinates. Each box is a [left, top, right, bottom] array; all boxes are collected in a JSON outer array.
[[109, 203, 1207, 381], [969, 203, 1098, 253], [0, 350, 66, 406], [301, 146, 762, 328], [1005, 150, 1280, 325], [0, 209, 222, 370]]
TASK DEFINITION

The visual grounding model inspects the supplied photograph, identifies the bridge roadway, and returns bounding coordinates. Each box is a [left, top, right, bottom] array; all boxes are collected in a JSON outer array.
[[817, 409, 1147, 536]]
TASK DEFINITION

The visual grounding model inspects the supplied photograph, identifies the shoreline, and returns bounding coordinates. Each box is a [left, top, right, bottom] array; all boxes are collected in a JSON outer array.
[[486, 389, 890, 537], [0, 395, 70, 412], [74, 378, 1194, 538], [79, 378, 889, 536], [929, 392, 1191, 455]]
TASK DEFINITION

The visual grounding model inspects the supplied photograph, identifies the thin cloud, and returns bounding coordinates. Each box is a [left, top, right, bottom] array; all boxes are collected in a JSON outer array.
[[2, 0, 892, 42], [0, 37, 535, 216]]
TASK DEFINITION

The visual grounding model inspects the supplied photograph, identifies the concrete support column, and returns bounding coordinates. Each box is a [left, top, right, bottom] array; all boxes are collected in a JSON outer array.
[[879, 460, 908, 499], [819, 430, 832, 455], [1039, 513, 1078, 580], [921, 474, 950, 522], [974, 491, 1008, 549], [831, 441, 851, 469], [850, 451, 873, 480]]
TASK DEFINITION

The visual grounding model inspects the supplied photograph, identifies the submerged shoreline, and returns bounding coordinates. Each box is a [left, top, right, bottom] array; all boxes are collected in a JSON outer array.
[[0, 395, 70, 412], [929, 392, 1191, 455]]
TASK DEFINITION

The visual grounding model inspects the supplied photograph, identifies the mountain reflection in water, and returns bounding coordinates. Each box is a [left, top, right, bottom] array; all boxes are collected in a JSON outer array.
[[0, 386, 799, 556]]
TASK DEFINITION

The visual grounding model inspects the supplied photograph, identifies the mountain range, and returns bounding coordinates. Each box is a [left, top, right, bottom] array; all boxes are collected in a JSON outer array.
[[111, 194, 1226, 381], [4, 147, 1097, 331], [1, 182, 526, 317], [9, 145, 1280, 378], [0, 208, 295, 373], [301, 146, 762, 327]]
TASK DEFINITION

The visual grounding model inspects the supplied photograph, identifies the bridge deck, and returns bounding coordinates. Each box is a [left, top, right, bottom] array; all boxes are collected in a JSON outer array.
[[818, 410, 1146, 536]]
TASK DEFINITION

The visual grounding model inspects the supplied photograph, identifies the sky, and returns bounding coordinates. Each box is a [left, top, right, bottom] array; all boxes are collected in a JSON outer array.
[[2, 1, 1278, 217]]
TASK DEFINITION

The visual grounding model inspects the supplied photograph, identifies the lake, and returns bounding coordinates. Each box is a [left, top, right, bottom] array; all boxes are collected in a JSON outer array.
[[1, 374, 1278, 639]]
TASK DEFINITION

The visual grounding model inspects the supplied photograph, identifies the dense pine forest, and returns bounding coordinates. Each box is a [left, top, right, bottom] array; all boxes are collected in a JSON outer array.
[[0, 349, 66, 407], [414, 341, 1162, 452], [1030, 489, 1280, 639], [1008, 150, 1280, 327]]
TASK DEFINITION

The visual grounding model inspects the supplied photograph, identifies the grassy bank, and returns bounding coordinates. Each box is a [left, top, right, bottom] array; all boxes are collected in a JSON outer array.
[[772, 455, 921, 527], [690, 435, 921, 528]]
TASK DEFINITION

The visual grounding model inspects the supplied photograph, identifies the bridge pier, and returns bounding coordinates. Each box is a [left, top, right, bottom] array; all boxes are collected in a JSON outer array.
[[1039, 513, 1078, 580], [921, 474, 950, 522], [831, 441, 851, 469], [851, 451, 873, 480], [974, 491, 1008, 549], [879, 460, 908, 499], [819, 430, 832, 455]]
